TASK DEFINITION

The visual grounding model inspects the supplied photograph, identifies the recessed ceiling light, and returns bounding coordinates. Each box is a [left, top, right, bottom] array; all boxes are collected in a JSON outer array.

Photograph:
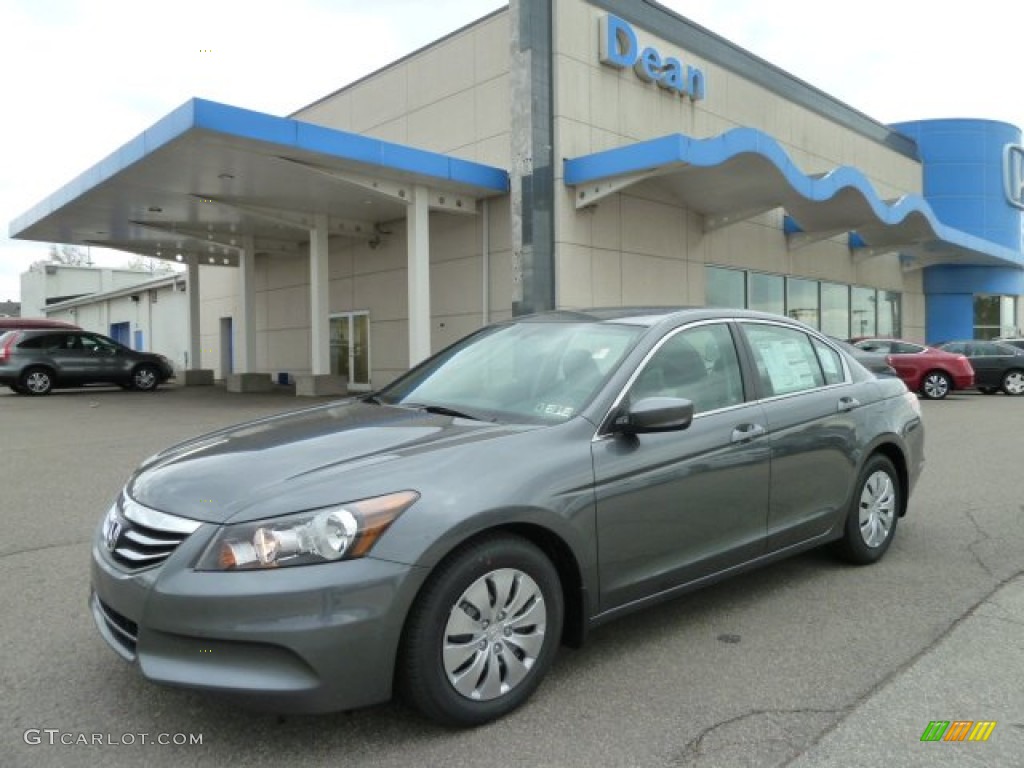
[[148, 206, 162, 213], [218, 173, 234, 181]]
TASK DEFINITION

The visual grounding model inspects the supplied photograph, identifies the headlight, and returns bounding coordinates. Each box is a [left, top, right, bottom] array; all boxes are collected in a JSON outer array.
[[195, 490, 419, 571]]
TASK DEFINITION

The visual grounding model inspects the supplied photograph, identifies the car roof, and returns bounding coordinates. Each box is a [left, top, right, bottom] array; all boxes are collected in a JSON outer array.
[[0, 317, 80, 330], [512, 306, 808, 328]]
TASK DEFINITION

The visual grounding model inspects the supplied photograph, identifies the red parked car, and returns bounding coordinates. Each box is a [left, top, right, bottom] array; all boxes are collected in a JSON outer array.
[[852, 338, 974, 399]]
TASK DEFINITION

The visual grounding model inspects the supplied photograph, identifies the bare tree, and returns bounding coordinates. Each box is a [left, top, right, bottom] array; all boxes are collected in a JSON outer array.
[[47, 244, 93, 265], [125, 255, 176, 274]]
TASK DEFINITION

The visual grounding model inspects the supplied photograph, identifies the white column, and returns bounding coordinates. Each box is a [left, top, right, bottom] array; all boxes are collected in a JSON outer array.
[[187, 258, 201, 369], [310, 213, 330, 376], [407, 184, 431, 366], [236, 237, 256, 374]]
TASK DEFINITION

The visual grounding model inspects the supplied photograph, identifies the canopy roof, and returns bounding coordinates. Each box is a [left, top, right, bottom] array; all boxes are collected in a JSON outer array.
[[10, 98, 509, 266]]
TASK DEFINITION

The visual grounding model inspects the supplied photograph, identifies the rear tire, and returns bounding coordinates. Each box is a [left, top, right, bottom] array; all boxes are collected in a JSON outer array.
[[20, 367, 54, 396], [1001, 370, 1024, 396], [399, 534, 563, 727], [836, 455, 900, 565], [919, 371, 950, 400]]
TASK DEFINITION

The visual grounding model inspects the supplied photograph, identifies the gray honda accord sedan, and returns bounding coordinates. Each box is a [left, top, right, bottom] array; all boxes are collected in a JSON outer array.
[[90, 308, 924, 726]]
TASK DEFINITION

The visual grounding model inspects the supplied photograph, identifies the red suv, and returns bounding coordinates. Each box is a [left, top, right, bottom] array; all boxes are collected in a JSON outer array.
[[852, 338, 974, 399]]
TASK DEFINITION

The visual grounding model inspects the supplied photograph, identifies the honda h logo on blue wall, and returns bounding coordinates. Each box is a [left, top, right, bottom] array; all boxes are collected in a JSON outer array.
[[599, 14, 706, 102], [1005, 144, 1024, 210]]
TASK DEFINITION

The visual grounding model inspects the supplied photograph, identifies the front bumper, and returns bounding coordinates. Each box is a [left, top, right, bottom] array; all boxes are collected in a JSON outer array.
[[90, 525, 427, 713]]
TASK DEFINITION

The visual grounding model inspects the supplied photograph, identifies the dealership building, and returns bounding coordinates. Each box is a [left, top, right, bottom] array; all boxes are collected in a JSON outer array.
[[10, 0, 1024, 393]]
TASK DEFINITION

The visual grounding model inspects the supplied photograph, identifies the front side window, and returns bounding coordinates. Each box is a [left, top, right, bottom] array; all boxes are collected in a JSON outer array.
[[742, 323, 826, 396], [630, 323, 744, 414]]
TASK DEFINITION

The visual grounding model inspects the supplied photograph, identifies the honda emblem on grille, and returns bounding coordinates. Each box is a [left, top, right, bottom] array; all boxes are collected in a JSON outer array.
[[106, 519, 122, 552]]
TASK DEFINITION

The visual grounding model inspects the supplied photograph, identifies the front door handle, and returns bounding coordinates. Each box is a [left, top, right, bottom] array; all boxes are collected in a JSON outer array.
[[731, 423, 766, 444], [837, 396, 861, 413]]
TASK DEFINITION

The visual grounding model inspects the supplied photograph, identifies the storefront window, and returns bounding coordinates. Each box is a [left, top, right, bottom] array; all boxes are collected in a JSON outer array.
[[877, 291, 901, 338], [820, 282, 850, 338], [705, 267, 745, 308], [851, 286, 876, 338], [748, 272, 784, 315], [974, 295, 1018, 339], [786, 278, 819, 328]]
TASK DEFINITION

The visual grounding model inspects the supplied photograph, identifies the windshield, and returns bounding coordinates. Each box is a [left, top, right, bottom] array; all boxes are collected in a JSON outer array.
[[376, 321, 644, 424]]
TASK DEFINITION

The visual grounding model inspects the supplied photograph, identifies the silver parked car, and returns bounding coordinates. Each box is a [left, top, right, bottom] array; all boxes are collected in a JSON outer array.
[[90, 308, 924, 726]]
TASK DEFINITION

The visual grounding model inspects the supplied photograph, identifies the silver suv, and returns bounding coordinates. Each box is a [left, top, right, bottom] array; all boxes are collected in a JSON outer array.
[[0, 329, 175, 395]]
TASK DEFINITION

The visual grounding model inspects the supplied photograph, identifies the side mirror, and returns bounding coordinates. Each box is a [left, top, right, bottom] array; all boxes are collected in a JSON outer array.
[[613, 396, 694, 435]]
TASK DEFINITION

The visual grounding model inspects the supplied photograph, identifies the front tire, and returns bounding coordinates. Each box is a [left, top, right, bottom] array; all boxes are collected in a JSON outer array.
[[1001, 369, 1024, 396], [836, 455, 900, 565], [132, 365, 160, 391], [20, 367, 54, 396], [920, 371, 950, 400], [400, 534, 563, 727]]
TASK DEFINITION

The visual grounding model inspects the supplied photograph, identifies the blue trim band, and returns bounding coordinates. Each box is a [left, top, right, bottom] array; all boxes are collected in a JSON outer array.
[[11, 98, 508, 237], [563, 127, 1022, 268]]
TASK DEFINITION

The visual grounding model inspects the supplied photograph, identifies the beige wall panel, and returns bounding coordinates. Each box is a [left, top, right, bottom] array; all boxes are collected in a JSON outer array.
[[487, 249, 515, 317], [620, 195, 687, 259], [789, 240, 857, 284], [265, 285, 311, 330], [354, 237, 406, 277], [371, 319, 409, 381], [367, 118, 408, 145], [555, 0, 594, 63], [265, 255, 309, 290], [407, 91, 477, 154], [555, 55, 592, 129], [474, 15, 510, 84], [590, 194, 623, 251], [555, 186, 593, 248], [407, 32, 477, 112], [487, 197, 512, 253], [431, 257, 483, 316], [621, 253, 688, 305], [354, 270, 408, 322], [475, 133, 512, 168], [328, 246, 355, 280], [475, 75, 510, 143], [591, 248, 623, 306], [431, 215, 480, 263], [329, 277, 355, 312], [555, 244, 594, 308], [684, 260, 707, 305], [589, 66, 622, 137], [265, 328, 311, 372], [349, 67, 408, 133]]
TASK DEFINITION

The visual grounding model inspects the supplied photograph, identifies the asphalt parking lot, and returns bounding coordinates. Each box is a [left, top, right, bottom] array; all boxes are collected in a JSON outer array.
[[2, 384, 1022, 767]]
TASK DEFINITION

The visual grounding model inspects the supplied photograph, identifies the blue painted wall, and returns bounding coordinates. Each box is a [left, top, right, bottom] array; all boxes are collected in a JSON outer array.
[[893, 119, 1024, 340], [892, 119, 1022, 251]]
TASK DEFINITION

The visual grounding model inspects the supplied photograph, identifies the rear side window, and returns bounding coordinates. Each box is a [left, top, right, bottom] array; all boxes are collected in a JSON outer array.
[[16, 333, 65, 350], [742, 324, 826, 396]]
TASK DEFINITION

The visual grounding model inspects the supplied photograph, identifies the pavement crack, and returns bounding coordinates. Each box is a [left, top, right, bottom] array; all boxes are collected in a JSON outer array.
[[0, 539, 90, 560], [963, 507, 997, 579], [672, 707, 846, 767]]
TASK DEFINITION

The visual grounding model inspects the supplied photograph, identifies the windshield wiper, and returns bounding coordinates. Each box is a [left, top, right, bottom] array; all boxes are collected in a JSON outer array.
[[403, 403, 493, 422]]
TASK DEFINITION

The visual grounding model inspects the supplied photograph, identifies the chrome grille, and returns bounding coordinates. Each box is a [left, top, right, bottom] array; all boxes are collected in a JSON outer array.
[[103, 496, 202, 571]]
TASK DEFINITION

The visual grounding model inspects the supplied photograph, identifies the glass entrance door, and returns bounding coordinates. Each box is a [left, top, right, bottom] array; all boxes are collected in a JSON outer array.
[[330, 312, 370, 390]]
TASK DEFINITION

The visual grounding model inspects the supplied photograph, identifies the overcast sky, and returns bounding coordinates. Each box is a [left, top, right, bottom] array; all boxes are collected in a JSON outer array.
[[2, 0, 1021, 303]]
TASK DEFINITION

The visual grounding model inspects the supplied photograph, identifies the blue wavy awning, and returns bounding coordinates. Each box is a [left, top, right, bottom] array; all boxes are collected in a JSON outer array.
[[564, 128, 1023, 269]]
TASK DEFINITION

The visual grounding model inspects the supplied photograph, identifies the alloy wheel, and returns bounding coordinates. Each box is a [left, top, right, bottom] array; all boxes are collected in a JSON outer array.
[[921, 372, 949, 399]]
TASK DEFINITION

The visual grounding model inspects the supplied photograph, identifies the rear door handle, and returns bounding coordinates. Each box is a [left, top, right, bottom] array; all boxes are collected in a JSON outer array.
[[838, 396, 861, 412], [731, 423, 766, 443]]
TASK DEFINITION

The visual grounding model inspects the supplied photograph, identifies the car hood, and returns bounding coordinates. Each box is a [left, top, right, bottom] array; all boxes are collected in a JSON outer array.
[[127, 401, 535, 524]]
